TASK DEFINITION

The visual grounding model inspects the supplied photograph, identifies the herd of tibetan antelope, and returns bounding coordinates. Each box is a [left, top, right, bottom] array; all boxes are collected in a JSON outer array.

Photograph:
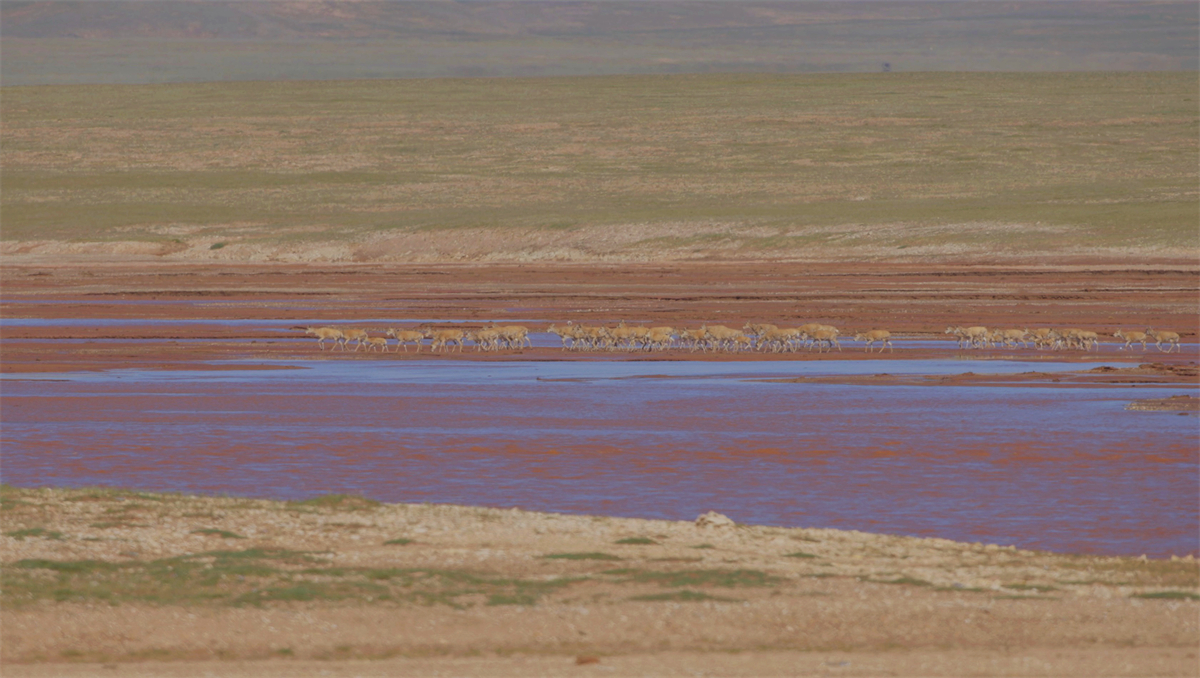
[[302, 322, 1184, 354]]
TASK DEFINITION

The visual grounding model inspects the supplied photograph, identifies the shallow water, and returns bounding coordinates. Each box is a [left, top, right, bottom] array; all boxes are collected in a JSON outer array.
[[3, 359, 1196, 557]]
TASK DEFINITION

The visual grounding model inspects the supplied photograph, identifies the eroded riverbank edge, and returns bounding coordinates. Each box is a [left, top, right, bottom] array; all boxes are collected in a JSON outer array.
[[2, 487, 1197, 677]]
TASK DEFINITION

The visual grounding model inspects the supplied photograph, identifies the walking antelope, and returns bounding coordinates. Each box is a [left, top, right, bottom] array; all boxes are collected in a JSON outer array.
[[305, 326, 344, 351], [1025, 328, 1056, 350], [743, 322, 778, 349], [853, 330, 893, 353], [1146, 328, 1181, 353], [546, 323, 578, 350], [468, 328, 503, 352], [1056, 329, 1099, 351], [494, 325, 532, 350], [363, 336, 390, 352], [1113, 329, 1149, 351], [645, 327, 677, 351], [428, 328, 466, 352], [700, 325, 745, 352], [679, 328, 708, 352], [994, 329, 1029, 349], [810, 327, 841, 353], [387, 328, 427, 352], [340, 328, 369, 352], [945, 326, 988, 349]]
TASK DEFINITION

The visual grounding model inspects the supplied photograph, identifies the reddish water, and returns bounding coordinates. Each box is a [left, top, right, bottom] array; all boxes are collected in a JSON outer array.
[[3, 359, 1196, 557]]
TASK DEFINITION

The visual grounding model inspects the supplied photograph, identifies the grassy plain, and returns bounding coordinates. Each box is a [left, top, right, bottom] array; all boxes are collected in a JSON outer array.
[[2, 72, 1196, 263]]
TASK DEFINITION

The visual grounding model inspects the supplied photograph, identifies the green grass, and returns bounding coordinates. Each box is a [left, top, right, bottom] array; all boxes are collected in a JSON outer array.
[[384, 538, 414, 546], [870, 576, 934, 587], [287, 494, 380, 511], [1132, 591, 1200, 600], [6, 528, 65, 540], [2, 549, 585, 609], [63, 489, 169, 503], [629, 589, 740, 603], [1, 73, 1194, 261], [190, 529, 246, 539], [486, 593, 538, 606], [614, 537, 657, 545], [1002, 583, 1059, 594], [935, 585, 988, 593], [614, 569, 781, 588], [542, 552, 622, 561], [784, 551, 819, 559]]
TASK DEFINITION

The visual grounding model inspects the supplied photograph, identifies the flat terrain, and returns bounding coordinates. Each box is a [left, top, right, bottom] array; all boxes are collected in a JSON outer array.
[[2, 73, 1197, 265], [2, 487, 1198, 677]]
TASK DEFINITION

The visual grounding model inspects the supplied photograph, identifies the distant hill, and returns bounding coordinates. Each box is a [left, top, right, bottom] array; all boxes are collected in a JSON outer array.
[[2, 1, 1196, 84]]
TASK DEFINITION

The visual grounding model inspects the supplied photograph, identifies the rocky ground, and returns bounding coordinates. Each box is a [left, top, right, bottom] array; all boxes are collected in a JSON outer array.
[[2, 487, 1197, 677]]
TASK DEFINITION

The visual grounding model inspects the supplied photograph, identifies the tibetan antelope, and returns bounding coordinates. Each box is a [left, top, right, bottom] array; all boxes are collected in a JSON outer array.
[[853, 330, 893, 353], [1113, 329, 1148, 351], [1146, 328, 1181, 353], [994, 329, 1029, 349], [810, 328, 841, 353], [679, 328, 708, 352], [305, 326, 344, 351], [496, 325, 531, 350], [700, 325, 744, 352], [946, 326, 988, 349], [1056, 329, 1098, 351], [363, 336, 390, 353], [428, 328, 465, 353], [340, 328, 369, 352], [387, 328, 427, 352], [546, 323, 579, 350], [645, 327, 677, 351], [469, 328, 503, 352], [1025, 328, 1056, 350]]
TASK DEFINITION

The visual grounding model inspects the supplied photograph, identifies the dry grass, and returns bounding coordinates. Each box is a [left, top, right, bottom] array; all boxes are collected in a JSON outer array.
[[1, 73, 1195, 263], [1, 486, 1197, 672]]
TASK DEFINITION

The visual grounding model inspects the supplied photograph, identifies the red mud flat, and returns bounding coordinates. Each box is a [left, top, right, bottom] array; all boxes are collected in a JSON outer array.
[[1, 261, 1197, 374]]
